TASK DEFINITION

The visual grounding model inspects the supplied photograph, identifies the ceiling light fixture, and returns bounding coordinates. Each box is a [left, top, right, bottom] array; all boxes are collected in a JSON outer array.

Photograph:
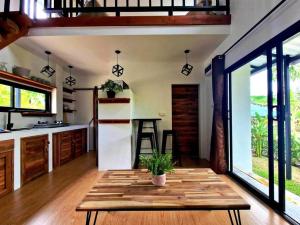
[[112, 50, 124, 77], [181, 49, 193, 76], [65, 65, 76, 86], [40, 50, 56, 77]]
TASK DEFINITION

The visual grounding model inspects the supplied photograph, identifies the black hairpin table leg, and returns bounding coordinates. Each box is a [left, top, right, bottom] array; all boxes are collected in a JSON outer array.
[[85, 211, 99, 225], [228, 210, 242, 225]]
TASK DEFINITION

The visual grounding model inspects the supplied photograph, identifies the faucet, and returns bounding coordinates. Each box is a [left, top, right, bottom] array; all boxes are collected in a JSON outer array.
[[6, 109, 16, 130]]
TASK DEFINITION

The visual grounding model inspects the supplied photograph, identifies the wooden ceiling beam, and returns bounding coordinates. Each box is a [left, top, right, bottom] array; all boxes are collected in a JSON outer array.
[[31, 15, 231, 28]]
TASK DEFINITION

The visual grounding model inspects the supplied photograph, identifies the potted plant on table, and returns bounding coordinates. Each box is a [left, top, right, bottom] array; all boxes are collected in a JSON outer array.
[[100, 79, 123, 98], [140, 150, 174, 186]]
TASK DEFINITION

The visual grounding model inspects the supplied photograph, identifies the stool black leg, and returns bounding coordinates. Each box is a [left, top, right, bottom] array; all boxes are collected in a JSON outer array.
[[150, 134, 154, 152], [162, 132, 167, 154], [153, 120, 159, 151], [134, 121, 144, 168]]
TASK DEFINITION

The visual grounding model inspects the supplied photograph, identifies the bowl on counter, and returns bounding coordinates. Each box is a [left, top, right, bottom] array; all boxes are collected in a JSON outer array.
[[12, 66, 31, 77]]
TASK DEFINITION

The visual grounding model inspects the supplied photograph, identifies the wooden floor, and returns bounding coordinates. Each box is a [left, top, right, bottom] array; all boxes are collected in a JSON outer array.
[[0, 152, 289, 225]]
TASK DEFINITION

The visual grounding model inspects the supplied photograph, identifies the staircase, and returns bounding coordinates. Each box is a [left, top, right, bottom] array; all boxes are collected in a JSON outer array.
[[0, 12, 31, 50]]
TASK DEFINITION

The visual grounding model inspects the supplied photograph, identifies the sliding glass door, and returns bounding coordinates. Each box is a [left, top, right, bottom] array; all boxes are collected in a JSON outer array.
[[228, 23, 300, 223], [230, 50, 281, 203], [283, 33, 300, 222]]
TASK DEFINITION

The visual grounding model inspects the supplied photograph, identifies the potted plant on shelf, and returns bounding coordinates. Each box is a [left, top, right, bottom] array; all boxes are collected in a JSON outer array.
[[140, 150, 174, 187], [100, 79, 123, 98]]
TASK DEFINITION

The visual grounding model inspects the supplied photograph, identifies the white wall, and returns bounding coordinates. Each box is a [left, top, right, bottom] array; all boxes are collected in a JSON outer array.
[[74, 59, 212, 159], [231, 65, 252, 173], [205, 0, 300, 68], [0, 43, 74, 129]]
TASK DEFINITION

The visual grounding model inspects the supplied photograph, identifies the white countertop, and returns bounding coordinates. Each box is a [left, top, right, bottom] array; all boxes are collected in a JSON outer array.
[[0, 124, 89, 141]]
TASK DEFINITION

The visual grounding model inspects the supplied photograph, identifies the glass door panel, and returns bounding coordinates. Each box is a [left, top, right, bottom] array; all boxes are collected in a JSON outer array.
[[283, 32, 300, 222], [231, 52, 270, 196]]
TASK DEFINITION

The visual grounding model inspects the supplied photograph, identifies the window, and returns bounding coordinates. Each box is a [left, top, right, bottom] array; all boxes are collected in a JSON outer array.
[[0, 80, 51, 112], [17, 89, 46, 110], [0, 84, 12, 107]]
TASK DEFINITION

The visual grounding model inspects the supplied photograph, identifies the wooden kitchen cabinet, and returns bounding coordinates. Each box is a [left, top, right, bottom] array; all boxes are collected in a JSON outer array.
[[21, 135, 49, 185], [0, 140, 14, 198], [53, 128, 87, 168]]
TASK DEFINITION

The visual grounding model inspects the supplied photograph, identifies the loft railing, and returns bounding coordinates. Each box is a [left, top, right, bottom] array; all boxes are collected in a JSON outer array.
[[0, 0, 24, 19], [44, 0, 230, 17], [0, 0, 230, 20]]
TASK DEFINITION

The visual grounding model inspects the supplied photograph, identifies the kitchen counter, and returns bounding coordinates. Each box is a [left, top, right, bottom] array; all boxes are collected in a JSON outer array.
[[0, 124, 89, 190], [0, 125, 88, 141]]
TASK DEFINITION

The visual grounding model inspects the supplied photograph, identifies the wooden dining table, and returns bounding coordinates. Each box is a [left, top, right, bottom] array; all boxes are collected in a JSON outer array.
[[76, 168, 250, 225]]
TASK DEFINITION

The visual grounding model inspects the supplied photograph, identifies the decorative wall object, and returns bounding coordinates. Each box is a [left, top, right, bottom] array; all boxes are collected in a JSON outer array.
[[181, 50, 193, 76], [65, 65, 76, 86], [112, 50, 124, 77], [40, 51, 56, 77]]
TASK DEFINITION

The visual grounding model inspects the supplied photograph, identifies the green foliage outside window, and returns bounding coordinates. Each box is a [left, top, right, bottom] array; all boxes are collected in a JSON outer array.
[[0, 84, 12, 107], [19, 89, 46, 110]]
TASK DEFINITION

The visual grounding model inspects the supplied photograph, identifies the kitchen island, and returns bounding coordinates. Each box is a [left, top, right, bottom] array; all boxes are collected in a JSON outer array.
[[0, 124, 89, 190]]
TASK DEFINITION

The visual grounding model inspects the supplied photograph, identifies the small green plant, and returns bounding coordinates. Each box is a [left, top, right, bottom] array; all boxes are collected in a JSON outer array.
[[100, 80, 123, 93], [140, 150, 174, 176]]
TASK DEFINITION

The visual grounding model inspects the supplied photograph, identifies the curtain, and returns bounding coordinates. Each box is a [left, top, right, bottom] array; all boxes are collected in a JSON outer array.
[[210, 55, 227, 174]]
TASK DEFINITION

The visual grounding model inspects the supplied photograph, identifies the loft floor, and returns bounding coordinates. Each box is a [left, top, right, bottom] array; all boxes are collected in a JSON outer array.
[[0, 152, 289, 225]]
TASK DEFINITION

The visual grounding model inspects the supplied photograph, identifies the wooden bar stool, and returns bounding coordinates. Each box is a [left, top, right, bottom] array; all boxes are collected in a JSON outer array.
[[134, 132, 155, 168], [133, 118, 161, 168], [161, 130, 181, 166]]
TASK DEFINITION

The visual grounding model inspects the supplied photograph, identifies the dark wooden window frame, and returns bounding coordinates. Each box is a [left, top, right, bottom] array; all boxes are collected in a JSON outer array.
[[0, 79, 51, 113]]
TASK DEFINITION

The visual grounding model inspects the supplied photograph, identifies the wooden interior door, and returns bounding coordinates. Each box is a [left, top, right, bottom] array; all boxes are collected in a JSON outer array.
[[172, 85, 199, 157]]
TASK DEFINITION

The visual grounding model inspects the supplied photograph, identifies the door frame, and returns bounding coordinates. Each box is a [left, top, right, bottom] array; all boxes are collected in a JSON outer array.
[[225, 20, 300, 224], [171, 84, 200, 158]]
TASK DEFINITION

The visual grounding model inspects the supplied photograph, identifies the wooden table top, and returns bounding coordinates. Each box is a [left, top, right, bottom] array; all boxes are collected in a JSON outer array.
[[76, 168, 250, 212]]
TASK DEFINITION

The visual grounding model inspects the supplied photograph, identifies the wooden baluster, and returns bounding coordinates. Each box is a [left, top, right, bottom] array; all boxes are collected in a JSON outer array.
[[137, 0, 140, 7], [4, 0, 10, 20], [33, 0, 37, 19], [126, 0, 129, 7], [149, 0, 151, 7], [160, 0, 163, 7], [183, 0, 185, 7], [92, 0, 95, 7], [226, 0, 230, 15], [70, 0, 73, 17], [63, 0, 66, 17], [104, 0, 106, 7], [76, 0, 79, 16], [19, 0, 24, 14], [193, 0, 196, 7], [216, 0, 219, 7], [115, 0, 120, 16]]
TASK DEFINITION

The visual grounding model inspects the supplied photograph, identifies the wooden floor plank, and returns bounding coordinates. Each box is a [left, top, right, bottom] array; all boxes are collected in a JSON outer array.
[[0, 152, 289, 225]]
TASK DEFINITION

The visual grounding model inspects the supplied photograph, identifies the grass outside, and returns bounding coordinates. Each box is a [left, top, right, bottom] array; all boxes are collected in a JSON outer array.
[[252, 156, 300, 196]]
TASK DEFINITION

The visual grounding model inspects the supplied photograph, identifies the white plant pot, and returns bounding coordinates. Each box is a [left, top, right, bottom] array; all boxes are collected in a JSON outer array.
[[152, 174, 166, 186]]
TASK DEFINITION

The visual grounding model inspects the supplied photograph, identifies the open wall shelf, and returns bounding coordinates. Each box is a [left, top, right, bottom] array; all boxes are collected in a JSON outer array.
[[63, 98, 76, 103], [98, 98, 130, 104], [0, 70, 55, 91]]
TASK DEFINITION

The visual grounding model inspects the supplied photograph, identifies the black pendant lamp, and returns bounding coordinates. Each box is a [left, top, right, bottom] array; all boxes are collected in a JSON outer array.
[[41, 50, 56, 77], [181, 49, 193, 76], [65, 65, 76, 86], [112, 50, 124, 77]]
